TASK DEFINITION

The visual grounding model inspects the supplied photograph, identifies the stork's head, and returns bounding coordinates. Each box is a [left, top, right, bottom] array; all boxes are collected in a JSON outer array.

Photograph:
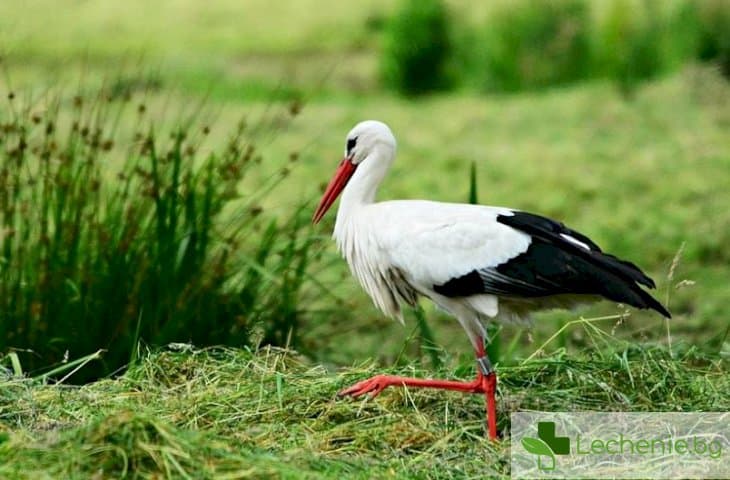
[[342, 120, 397, 164], [313, 120, 397, 224]]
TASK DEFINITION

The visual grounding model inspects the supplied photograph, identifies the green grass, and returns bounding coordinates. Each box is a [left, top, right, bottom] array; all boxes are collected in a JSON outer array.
[[0, 80, 325, 380], [0, 337, 726, 479]]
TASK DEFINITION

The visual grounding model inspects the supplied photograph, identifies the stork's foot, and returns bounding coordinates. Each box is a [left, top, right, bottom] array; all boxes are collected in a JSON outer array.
[[338, 374, 392, 398], [337, 370, 499, 441], [338, 373, 491, 398]]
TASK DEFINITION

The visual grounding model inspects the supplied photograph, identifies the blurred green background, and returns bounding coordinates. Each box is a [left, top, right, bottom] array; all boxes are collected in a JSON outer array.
[[1, 0, 729, 380]]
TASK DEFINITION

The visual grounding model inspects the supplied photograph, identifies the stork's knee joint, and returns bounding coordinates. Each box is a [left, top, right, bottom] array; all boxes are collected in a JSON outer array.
[[476, 356, 494, 376]]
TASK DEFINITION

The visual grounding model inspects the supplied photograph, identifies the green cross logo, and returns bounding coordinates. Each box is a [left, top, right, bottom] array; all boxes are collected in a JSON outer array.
[[521, 421, 571, 471]]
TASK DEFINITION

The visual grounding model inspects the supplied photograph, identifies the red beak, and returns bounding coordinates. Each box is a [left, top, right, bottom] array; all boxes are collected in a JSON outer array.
[[312, 158, 357, 224]]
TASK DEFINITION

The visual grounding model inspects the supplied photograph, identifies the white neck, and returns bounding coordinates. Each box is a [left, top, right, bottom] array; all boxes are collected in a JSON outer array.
[[335, 146, 394, 225], [331, 142, 401, 319]]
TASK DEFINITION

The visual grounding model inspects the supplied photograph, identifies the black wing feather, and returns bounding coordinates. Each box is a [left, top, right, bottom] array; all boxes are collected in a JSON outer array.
[[433, 211, 670, 318], [497, 211, 656, 289]]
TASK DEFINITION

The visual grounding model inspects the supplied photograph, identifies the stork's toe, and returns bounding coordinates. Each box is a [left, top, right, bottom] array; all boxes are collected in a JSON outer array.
[[338, 375, 388, 398]]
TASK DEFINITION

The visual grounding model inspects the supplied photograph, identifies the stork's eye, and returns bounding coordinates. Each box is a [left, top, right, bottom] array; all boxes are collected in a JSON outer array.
[[346, 137, 357, 154]]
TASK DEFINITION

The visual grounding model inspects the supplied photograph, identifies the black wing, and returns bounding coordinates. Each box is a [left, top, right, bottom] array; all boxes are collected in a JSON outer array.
[[433, 211, 670, 318]]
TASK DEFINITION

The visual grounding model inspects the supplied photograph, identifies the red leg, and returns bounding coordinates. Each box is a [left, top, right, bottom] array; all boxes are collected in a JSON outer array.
[[477, 338, 499, 441], [338, 373, 486, 398], [339, 336, 499, 441], [475, 337, 499, 440]]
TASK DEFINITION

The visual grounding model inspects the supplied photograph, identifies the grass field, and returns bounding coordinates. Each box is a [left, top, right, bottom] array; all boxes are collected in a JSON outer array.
[[1, 342, 727, 479], [1, 0, 729, 477]]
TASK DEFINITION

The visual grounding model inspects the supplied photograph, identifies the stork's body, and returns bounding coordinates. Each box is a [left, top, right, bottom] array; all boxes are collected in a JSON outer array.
[[313, 120, 670, 440]]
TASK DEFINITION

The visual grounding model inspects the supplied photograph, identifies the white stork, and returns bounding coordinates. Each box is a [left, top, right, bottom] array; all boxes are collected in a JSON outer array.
[[312, 120, 670, 440]]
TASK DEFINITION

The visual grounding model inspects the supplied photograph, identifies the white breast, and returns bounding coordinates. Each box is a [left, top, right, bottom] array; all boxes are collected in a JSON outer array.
[[333, 200, 532, 324], [334, 212, 409, 321]]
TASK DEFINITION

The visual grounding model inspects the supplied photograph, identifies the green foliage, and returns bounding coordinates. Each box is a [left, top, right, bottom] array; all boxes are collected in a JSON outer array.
[[696, 0, 730, 77], [478, 0, 591, 92], [380, 0, 452, 95], [382, 0, 729, 95], [591, 0, 699, 96], [0, 85, 319, 381], [471, 0, 718, 94]]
